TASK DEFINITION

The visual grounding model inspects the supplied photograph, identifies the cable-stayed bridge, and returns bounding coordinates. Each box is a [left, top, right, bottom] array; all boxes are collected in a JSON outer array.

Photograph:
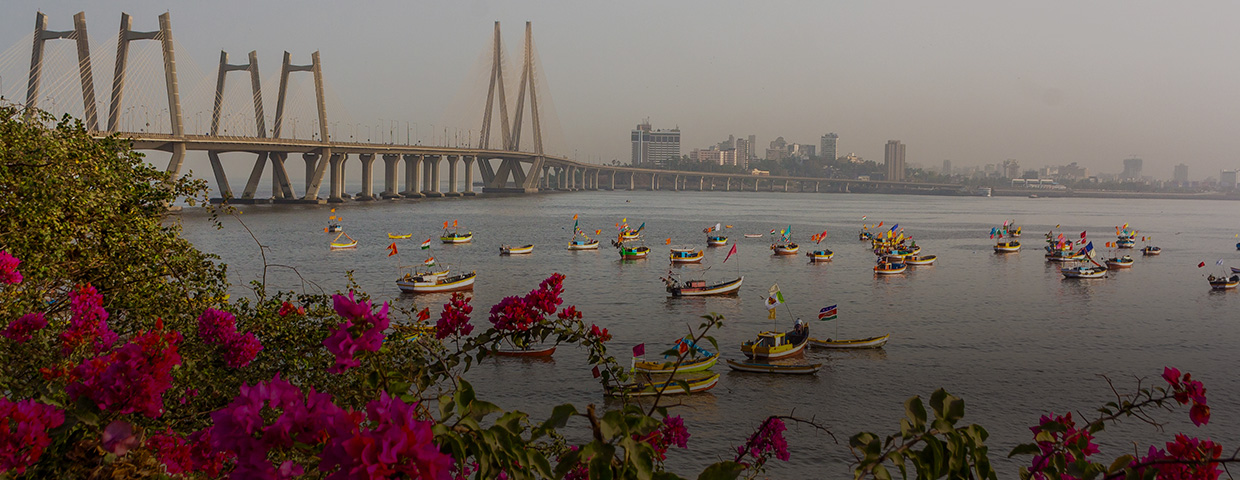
[[2, 11, 959, 204]]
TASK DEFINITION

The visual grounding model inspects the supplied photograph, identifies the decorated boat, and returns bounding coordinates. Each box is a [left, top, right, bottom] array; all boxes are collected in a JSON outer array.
[[809, 334, 890, 349], [662, 276, 743, 297], [707, 235, 728, 247], [1104, 255, 1135, 269], [905, 255, 937, 266], [874, 260, 907, 274], [441, 232, 473, 244], [1231, 266, 1240, 274], [1045, 250, 1084, 262], [669, 248, 705, 264], [771, 243, 799, 255], [619, 245, 650, 259], [1116, 224, 1137, 249], [725, 359, 821, 375], [994, 240, 1021, 253], [397, 270, 477, 293], [618, 220, 645, 240], [634, 339, 718, 374], [1142, 245, 1162, 256], [1209, 274, 1240, 290], [387, 233, 412, 239], [741, 326, 809, 360], [493, 344, 557, 357], [500, 244, 534, 255], [568, 238, 600, 250], [859, 231, 874, 241], [604, 372, 720, 397], [330, 232, 357, 250], [806, 249, 834, 262]]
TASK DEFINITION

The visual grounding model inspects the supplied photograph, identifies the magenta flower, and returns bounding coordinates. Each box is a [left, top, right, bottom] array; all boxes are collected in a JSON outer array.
[[1163, 367, 1210, 426], [435, 292, 474, 340], [147, 428, 232, 476], [323, 292, 389, 373], [223, 332, 263, 368], [1162, 366, 1182, 387], [2, 313, 47, 343], [61, 283, 117, 354], [102, 420, 139, 456], [0, 251, 22, 285], [0, 397, 65, 474], [735, 417, 790, 464], [319, 392, 454, 480], [197, 308, 263, 368], [488, 273, 569, 332], [66, 328, 182, 418], [1134, 434, 1222, 479]]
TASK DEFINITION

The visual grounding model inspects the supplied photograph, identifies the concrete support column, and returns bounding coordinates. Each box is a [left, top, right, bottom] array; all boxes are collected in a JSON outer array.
[[628, 173, 635, 191], [357, 153, 375, 201], [445, 155, 460, 196], [608, 172, 615, 190], [420, 156, 434, 196], [559, 167, 568, 190], [592, 170, 600, 190], [814, 182, 820, 193], [401, 154, 423, 198], [650, 174, 657, 191], [672, 175, 680, 191], [784, 180, 789, 192], [327, 153, 344, 203], [381, 154, 400, 198], [754, 179, 760, 192], [463, 156, 476, 195], [426, 155, 443, 197]]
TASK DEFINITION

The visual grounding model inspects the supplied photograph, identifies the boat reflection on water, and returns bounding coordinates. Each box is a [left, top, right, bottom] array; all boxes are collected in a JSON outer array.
[[814, 348, 889, 361]]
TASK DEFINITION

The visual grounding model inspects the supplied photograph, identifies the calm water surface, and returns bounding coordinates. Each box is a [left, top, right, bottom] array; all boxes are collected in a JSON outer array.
[[177, 191, 1240, 477]]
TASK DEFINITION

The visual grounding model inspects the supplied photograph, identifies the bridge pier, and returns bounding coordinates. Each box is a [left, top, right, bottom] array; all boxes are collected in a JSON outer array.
[[327, 153, 346, 203], [591, 170, 600, 191], [463, 156, 476, 196], [650, 174, 657, 191], [783, 180, 789, 192], [608, 172, 615, 191], [355, 153, 375, 201], [381, 154, 401, 199], [445, 155, 461, 197], [401, 154, 423, 198], [422, 155, 443, 197]]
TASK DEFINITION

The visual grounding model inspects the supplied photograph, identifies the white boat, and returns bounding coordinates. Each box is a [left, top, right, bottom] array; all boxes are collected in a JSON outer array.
[[1209, 274, 1240, 290], [744, 233, 764, 238], [568, 238, 600, 250], [330, 232, 357, 250], [1061, 265, 1107, 279], [500, 244, 534, 255], [808, 334, 890, 349], [1104, 255, 1134, 269], [725, 359, 821, 375], [663, 276, 743, 297], [397, 271, 477, 293], [905, 255, 936, 265]]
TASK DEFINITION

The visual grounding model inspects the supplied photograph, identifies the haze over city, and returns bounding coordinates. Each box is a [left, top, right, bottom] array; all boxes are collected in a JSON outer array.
[[2, 0, 1238, 180]]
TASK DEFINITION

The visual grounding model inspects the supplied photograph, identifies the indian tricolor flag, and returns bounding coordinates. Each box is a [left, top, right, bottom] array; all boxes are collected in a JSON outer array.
[[420, 239, 432, 250]]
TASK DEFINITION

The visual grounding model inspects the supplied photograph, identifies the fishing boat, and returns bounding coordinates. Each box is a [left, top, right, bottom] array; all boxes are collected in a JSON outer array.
[[493, 344, 557, 357], [568, 238, 600, 250], [874, 260, 907, 274], [1142, 246, 1162, 256], [994, 240, 1021, 253], [327, 224, 343, 233], [500, 244, 534, 255], [806, 249, 834, 262], [669, 248, 705, 264], [1045, 249, 1085, 262], [397, 271, 477, 293], [1104, 255, 1135, 269], [330, 232, 357, 250], [604, 372, 720, 397], [1209, 274, 1240, 290], [809, 334, 890, 349], [1116, 225, 1137, 249], [859, 230, 874, 241], [725, 359, 822, 375], [634, 339, 718, 373], [1231, 266, 1240, 274], [744, 233, 764, 238], [771, 243, 799, 255], [662, 276, 743, 297], [395, 324, 436, 341], [440, 232, 473, 244], [619, 245, 650, 259], [707, 235, 728, 247], [1061, 265, 1107, 278], [905, 255, 937, 266], [741, 325, 810, 360], [621, 231, 641, 240], [387, 233, 412, 239]]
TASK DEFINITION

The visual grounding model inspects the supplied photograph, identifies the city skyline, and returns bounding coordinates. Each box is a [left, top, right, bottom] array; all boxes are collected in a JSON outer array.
[[1, 1, 1238, 180]]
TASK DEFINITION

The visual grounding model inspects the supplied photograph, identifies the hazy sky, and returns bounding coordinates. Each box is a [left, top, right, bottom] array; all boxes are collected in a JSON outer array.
[[3, 1, 1239, 180]]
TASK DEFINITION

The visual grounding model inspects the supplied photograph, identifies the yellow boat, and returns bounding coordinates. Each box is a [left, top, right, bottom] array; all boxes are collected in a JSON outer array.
[[633, 354, 717, 374], [993, 240, 1020, 253], [669, 248, 705, 263], [604, 372, 720, 397], [441, 232, 474, 243], [330, 232, 357, 250], [388, 233, 413, 239], [500, 244, 534, 255], [741, 327, 809, 360], [808, 334, 890, 349]]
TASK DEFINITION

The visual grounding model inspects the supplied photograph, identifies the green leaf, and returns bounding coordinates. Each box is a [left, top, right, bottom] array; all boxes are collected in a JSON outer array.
[[905, 395, 927, 431], [930, 388, 948, 420], [944, 395, 965, 424], [1109, 454, 1135, 473], [696, 461, 744, 480]]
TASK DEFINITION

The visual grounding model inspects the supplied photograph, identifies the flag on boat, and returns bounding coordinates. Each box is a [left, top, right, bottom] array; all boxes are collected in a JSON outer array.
[[1199, 261, 1206, 268], [678, 340, 689, 354], [632, 343, 645, 357], [1080, 231, 1087, 239], [890, 224, 899, 232], [770, 228, 777, 234], [861, 215, 867, 221], [573, 214, 578, 220], [818, 305, 838, 321], [665, 238, 671, 245], [724, 244, 737, 263], [765, 285, 785, 310], [595, 229, 601, 235], [387, 242, 398, 257], [443, 221, 449, 229], [1082, 241, 1093, 254], [1218, 259, 1226, 266], [876, 221, 883, 228], [592, 365, 601, 378], [423, 257, 436, 266], [421, 239, 432, 250], [453, 219, 458, 227]]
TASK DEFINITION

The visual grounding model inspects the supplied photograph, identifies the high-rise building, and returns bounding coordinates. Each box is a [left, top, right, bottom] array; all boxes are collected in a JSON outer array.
[[1002, 159, 1021, 179], [748, 135, 756, 160], [1173, 164, 1189, 185], [630, 121, 680, 167], [820, 133, 838, 162], [942, 159, 952, 176], [1221, 170, 1238, 190], [884, 140, 906, 182], [734, 138, 751, 169], [1121, 157, 1143, 180]]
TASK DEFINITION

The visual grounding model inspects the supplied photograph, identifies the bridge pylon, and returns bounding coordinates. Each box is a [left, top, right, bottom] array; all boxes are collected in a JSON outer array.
[[107, 12, 186, 176], [26, 11, 100, 131], [271, 51, 330, 203], [479, 21, 547, 193], [206, 50, 295, 204]]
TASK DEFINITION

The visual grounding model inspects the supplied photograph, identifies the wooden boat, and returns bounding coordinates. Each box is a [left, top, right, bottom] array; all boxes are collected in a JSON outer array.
[[493, 344, 556, 357], [1116, 236, 1136, 249], [886, 249, 915, 258], [905, 255, 937, 266], [1045, 249, 1084, 262], [397, 271, 477, 293], [993, 240, 1021, 253], [330, 232, 357, 250], [874, 261, 907, 274], [620, 245, 650, 259], [500, 244, 534, 255], [744, 233, 764, 238], [387, 233, 412, 239], [741, 326, 809, 360], [1061, 265, 1107, 279], [725, 359, 821, 375], [604, 372, 720, 397], [396, 324, 436, 341], [568, 238, 600, 250], [707, 235, 728, 247], [327, 224, 343, 233], [1104, 255, 1135, 269], [809, 334, 890, 349], [1209, 274, 1240, 290], [634, 354, 718, 374], [1142, 246, 1162, 256], [859, 231, 874, 241], [440, 232, 473, 244], [806, 249, 834, 262], [771, 242, 799, 255], [1231, 267, 1240, 274], [621, 230, 641, 240], [664, 276, 743, 297], [669, 248, 705, 264]]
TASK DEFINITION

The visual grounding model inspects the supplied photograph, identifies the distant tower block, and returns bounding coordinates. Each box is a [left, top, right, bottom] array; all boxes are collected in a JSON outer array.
[[26, 11, 100, 130]]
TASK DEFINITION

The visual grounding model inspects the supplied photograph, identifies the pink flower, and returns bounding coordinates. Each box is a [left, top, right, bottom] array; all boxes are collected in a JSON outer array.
[[735, 417, 790, 464], [0, 251, 22, 285], [1163, 367, 1210, 426], [1190, 404, 1211, 427], [588, 324, 611, 343], [197, 308, 263, 369], [66, 328, 182, 417], [102, 420, 139, 456], [210, 375, 346, 479], [435, 293, 474, 340], [60, 283, 117, 354], [2, 313, 47, 343], [1162, 366, 1182, 387], [0, 397, 64, 474], [198, 308, 238, 343], [323, 293, 389, 373], [488, 273, 570, 332], [1134, 434, 1222, 479], [319, 392, 454, 480], [147, 428, 232, 476]]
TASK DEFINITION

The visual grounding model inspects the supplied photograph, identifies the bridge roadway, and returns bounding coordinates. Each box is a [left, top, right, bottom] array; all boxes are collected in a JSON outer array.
[[103, 132, 963, 204]]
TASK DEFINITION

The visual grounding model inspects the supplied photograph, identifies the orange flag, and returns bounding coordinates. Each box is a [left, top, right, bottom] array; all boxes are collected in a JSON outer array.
[[443, 221, 449, 229], [595, 229, 601, 235], [573, 214, 578, 220], [387, 242, 398, 256], [665, 238, 671, 245], [454, 219, 458, 227]]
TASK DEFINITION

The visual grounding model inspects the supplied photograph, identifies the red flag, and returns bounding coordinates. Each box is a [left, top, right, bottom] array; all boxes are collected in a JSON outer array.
[[1199, 262, 1206, 268], [678, 341, 689, 354], [1080, 231, 1087, 239], [387, 242, 398, 256], [632, 343, 645, 357], [724, 244, 738, 263], [592, 365, 601, 378], [453, 219, 458, 227]]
